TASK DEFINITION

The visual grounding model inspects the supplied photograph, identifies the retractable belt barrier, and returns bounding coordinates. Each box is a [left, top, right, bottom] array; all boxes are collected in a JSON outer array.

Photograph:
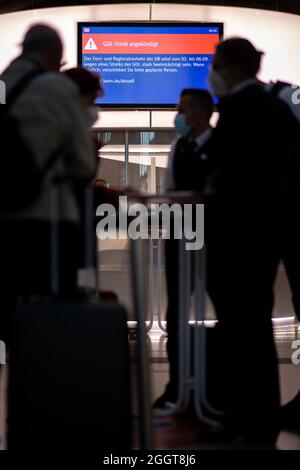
[[128, 192, 224, 434]]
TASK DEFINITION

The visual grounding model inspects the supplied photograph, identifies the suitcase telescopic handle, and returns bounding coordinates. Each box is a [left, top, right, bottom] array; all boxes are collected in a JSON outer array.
[[50, 179, 97, 297], [50, 183, 60, 296]]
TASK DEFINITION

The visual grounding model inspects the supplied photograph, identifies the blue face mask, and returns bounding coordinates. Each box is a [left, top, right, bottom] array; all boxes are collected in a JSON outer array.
[[174, 113, 190, 136]]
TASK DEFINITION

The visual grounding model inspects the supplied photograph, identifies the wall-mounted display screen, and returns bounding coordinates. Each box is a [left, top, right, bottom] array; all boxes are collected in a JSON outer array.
[[78, 22, 223, 108]]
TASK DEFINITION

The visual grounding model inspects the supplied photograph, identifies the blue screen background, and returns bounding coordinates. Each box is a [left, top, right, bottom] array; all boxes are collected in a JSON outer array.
[[80, 25, 221, 106]]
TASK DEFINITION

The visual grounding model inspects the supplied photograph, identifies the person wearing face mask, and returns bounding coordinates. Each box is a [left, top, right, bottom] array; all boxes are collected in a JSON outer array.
[[153, 89, 214, 412], [164, 88, 214, 192], [63, 67, 104, 185], [206, 38, 262, 99], [64, 67, 104, 127], [0, 26, 98, 348], [63, 67, 107, 269], [258, 79, 300, 434], [199, 37, 295, 446]]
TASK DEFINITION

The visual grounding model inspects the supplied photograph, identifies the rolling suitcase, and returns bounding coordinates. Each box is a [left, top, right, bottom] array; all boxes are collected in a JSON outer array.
[[7, 185, 132, 450]]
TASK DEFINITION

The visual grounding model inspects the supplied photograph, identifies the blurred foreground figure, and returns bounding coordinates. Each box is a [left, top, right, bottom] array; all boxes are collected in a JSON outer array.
[[261, 77, 300, 433], [64, 67, 104, 125], [0, 25, 96, 344], [203, 37, 293, 446]]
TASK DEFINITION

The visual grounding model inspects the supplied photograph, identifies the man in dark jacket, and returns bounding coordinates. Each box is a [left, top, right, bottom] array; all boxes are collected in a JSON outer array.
[[203, 37, 291, 445]]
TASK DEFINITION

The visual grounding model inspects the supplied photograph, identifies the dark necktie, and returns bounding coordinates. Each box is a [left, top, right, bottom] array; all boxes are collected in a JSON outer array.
[[188, 140, 197, 154]]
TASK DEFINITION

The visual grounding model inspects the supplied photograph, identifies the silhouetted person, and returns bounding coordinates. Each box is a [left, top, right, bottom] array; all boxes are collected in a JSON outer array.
[[262, 79, 300, 325], [201, 37, 295, 445], [153, 88, 214, 411], [0, 25, 96, 345], [63, 67, 106, 271], [260, 79, 300, 431], [64, 67, 104, 125]]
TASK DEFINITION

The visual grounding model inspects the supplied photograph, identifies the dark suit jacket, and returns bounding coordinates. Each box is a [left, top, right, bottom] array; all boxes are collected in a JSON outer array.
[[201, 84, 290, 206], [172, 136, 213, 192]]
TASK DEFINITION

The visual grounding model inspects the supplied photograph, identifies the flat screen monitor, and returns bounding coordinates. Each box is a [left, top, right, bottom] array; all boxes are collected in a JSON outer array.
[[78, 22, 223, 108]]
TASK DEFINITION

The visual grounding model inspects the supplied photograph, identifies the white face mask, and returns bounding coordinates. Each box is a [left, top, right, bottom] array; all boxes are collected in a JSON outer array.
[[86, 106, 99, 126], [207, 69, 228, 98]]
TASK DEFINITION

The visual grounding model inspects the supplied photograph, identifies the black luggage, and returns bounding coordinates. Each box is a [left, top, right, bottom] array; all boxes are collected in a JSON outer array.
[[7, 185, 132, 450], [8, 300, 131, 450]]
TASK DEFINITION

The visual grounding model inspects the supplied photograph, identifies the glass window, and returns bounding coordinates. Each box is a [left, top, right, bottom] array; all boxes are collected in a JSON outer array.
[[128, 130, 176, 193], [96, 131, 126, 190], [95, 129, 175, 323]]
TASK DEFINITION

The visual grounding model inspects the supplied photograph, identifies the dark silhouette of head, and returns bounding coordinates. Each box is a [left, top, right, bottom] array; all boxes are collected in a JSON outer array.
[[210, 37, 264, 96], [21, 24, 63, 71], [176, 88, 214, 138], [64, 67, 104, 106]]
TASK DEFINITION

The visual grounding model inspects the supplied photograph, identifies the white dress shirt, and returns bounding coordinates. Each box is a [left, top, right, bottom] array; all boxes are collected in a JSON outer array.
[[164, 128, 212, 191]]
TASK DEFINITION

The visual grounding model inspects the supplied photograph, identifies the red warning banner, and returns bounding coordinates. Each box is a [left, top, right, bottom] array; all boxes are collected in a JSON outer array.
[[82, 34, 219, 55]]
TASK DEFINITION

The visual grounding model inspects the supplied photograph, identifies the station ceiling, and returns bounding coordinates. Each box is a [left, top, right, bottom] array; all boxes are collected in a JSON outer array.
[[0, 1, 300, 16]]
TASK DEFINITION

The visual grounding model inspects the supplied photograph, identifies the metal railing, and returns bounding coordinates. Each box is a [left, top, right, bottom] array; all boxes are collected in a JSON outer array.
[[129, 192, 224, 442]]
